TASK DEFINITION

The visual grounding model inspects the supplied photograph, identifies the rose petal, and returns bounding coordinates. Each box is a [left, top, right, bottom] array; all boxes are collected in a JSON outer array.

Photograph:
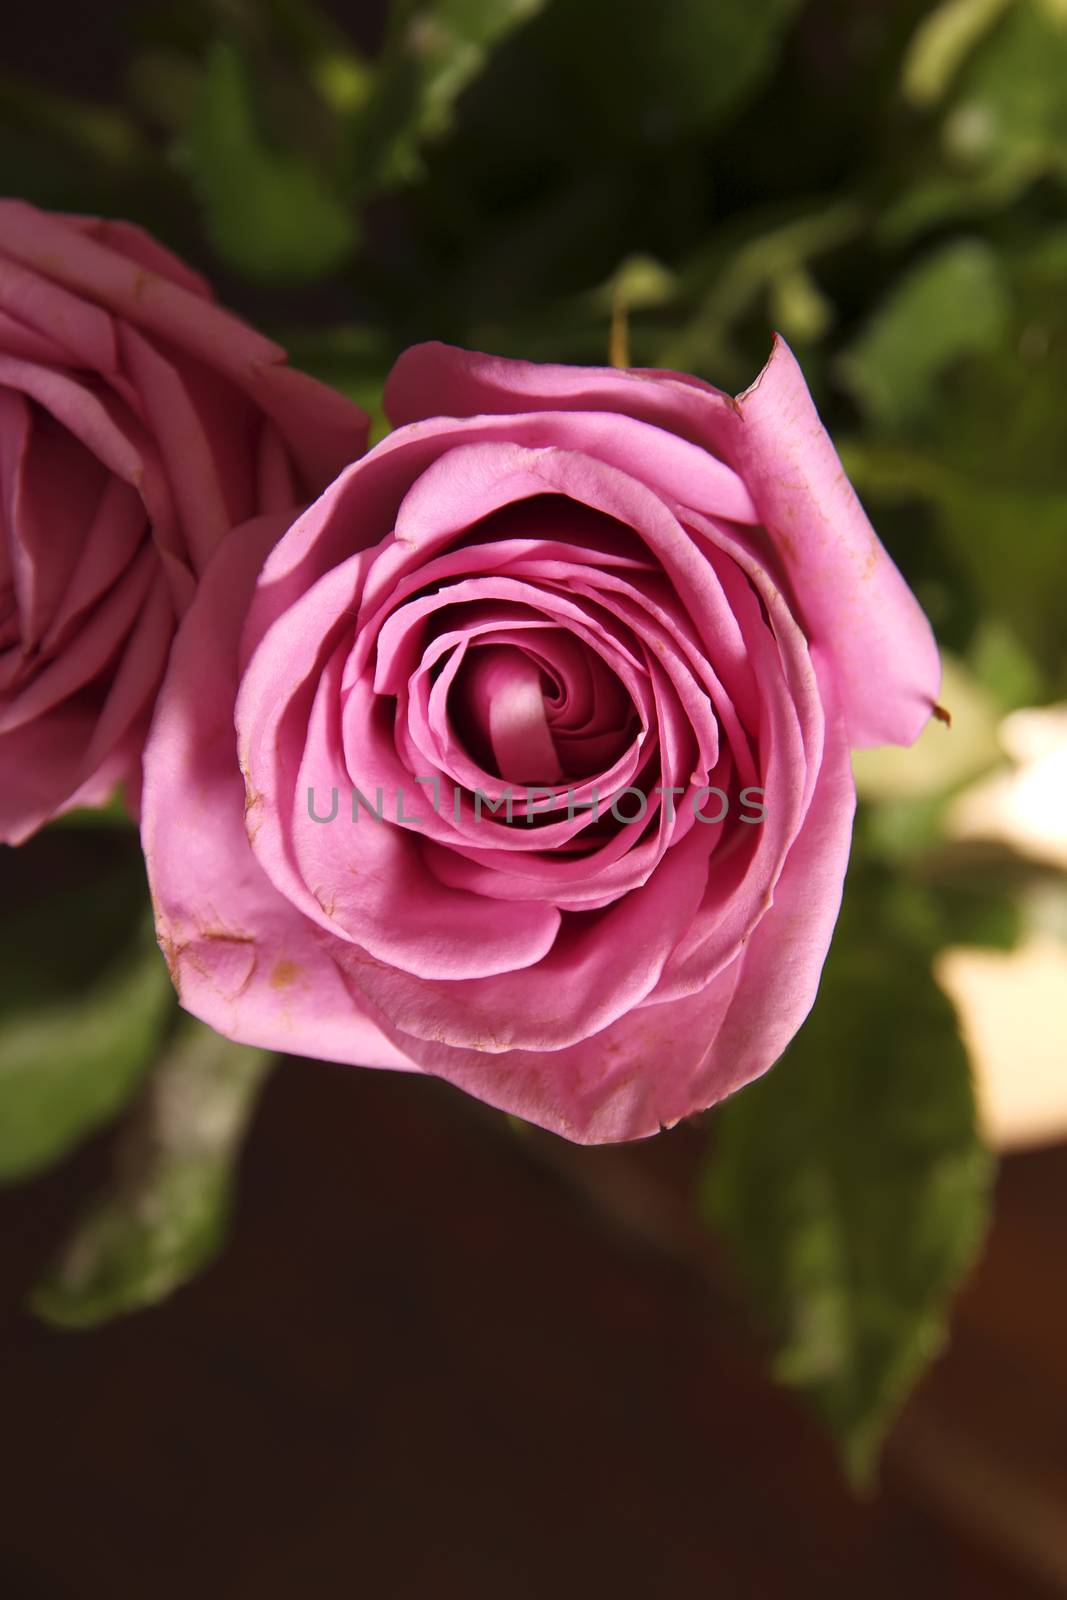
[[717, 336, 941, 748], [0, 201, 368, 488], [141, 511, 414, 1069]]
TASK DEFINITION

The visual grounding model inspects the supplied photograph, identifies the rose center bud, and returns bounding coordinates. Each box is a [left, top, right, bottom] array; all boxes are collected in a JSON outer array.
[[452, 634, 636, 787]]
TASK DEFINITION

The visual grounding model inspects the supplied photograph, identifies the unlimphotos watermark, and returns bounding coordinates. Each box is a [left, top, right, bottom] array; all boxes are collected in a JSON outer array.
[[306, 782, 767, 827]]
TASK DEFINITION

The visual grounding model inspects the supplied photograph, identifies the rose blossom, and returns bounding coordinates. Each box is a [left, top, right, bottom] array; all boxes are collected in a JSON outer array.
[[142, 338, 939, 1143], [0, 199, 368, 842]]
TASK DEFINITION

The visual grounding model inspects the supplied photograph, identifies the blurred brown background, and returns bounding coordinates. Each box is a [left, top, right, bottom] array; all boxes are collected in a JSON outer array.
[[1, 1058, 1064, 1598]]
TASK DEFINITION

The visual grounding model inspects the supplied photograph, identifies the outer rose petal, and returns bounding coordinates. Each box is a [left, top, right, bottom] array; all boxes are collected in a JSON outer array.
[[719, 338, 940, 748], [63, 214, 216, 299], [0, 710, 126, 845], [141, 513, 415, 1073], [675, 653, 857, 1106], [384, 338, 940, 749], [0, 201, 370, 844], [0, 201, 369, 487], [384, 340, 742, 452]]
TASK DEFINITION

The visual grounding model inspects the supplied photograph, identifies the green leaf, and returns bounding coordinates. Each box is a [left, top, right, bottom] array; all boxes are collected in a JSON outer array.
[[885, 2, 1067, 238], [968, 620, 1045, 711], [939, 0, 1067, 189], [349, 0, 550, 192], [0, 830, 175, 1183], [901, 0, 1014, 109], [702, 871, 994, 1487], [841, 439, 1067, 685], [838, 240, 1011, 433], [256, 0, 373, 114], [187, 40, 358, 282], [658, 200, 864, 382], [30, 1020, 274, 1329], [0, 922, 173, 1184], [534, 0, 804, 150]]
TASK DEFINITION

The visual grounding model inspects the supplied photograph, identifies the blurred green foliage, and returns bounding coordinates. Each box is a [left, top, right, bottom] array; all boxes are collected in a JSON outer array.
[[31, 1019, 274, 1329], [188, 40, 359, 280], [1, 0, 1065, 1475], [704, 864, 995, 1488], [0, 832, 173, 1183]]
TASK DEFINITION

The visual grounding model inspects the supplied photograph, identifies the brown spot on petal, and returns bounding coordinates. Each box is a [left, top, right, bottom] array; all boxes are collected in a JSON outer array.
[[156, 924, 184, 997], [187, 945, 258, 1002], [199, 925, 255, 944], [313, 886, 338, 919], [933, 702, 953, 728], [269, 959, 301, 991]]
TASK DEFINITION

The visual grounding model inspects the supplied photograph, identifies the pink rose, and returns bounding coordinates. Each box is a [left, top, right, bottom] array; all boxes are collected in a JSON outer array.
[[142, 338, 939, 1143], [0, 200, 368, 843]]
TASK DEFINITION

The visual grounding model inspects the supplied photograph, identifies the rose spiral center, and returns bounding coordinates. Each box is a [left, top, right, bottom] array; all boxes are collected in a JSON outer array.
[[451, 632, 636, 787]]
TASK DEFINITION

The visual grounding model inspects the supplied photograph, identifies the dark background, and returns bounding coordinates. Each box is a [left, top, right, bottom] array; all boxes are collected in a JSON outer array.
[[2, 1059, 1066, 1597]]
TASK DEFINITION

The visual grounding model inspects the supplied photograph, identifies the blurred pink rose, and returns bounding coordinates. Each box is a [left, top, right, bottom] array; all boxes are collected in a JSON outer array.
[[0, 199, 368, 842], [143, 338, 939, 1143]]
